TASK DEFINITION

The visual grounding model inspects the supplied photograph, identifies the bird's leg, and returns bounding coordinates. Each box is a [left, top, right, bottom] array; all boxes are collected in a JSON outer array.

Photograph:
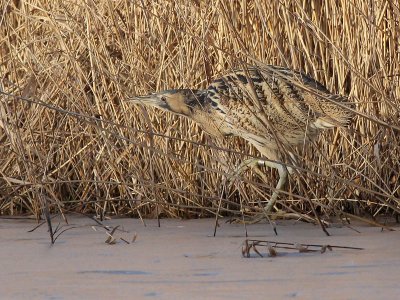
[[230, 158, 290, 211], [228, 158, 292, 225], [263, 162, 289, 212], [241, 161, 289, 225], [226, 158, 271, 225], [228, 158, 270, 185]]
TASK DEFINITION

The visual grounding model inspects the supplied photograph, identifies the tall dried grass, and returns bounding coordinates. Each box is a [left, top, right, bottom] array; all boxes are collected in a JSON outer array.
[[0, 0, 399, 221]]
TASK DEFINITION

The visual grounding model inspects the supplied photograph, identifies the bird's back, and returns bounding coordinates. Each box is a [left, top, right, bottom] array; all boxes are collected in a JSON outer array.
[[197, 65, 354, 149]]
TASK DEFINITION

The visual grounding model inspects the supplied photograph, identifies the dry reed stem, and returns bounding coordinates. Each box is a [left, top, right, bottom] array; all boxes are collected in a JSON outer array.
[[0, 0, 399, 221]]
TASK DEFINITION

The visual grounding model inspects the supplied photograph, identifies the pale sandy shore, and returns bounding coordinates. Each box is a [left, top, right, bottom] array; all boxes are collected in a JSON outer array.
[[1, 217, 399, 300]]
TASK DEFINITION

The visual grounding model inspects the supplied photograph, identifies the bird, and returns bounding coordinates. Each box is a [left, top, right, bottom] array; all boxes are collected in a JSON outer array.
[[127, 65, 354, 220]]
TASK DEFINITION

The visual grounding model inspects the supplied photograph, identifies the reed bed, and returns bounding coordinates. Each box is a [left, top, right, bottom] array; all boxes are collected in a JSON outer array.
[[0, 0, 399, 222]]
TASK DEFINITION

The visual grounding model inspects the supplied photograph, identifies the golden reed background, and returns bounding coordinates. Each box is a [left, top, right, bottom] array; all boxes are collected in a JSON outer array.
[[1, 0, 399, 221]]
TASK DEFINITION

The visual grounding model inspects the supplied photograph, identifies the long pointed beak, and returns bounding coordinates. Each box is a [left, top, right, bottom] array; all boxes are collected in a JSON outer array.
[[126, 94, 157, 104], [126, 93, 169, 110]]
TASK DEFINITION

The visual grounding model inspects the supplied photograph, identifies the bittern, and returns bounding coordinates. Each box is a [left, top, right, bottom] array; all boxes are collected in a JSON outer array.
[[127, 65, 353, 218]]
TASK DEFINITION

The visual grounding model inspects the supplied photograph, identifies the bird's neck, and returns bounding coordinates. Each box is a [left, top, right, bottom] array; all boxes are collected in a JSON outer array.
[[181, 90, 208, 115]]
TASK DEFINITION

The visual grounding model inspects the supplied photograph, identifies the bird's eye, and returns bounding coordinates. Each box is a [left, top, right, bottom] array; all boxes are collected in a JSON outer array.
[[161, 96, 167, 102]]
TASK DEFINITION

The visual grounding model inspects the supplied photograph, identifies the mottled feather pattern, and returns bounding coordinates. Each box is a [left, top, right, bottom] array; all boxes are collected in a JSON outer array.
[[198, 65, 353, 148]]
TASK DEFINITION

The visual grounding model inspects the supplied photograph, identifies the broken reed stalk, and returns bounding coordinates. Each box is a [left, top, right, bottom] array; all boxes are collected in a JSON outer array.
[[245, 239, 364, 250], [242, 239, 364, 258], [0, 0, 399, 221]]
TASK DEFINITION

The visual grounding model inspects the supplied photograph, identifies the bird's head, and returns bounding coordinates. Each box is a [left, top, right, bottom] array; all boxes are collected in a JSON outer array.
[[127, 89, 204, 116]]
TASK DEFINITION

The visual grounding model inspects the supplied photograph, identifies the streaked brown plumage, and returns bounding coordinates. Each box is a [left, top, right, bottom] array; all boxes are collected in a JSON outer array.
[[127, 65, 354, 214]]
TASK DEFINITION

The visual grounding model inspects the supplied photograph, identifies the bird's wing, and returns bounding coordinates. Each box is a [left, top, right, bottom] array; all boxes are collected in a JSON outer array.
[[260, 65, 354, 127], [206, 66, 353, 132], [206, 67, 314, 128]]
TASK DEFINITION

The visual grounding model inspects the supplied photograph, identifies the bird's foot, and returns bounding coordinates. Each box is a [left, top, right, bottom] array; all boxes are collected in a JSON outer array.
[[226, 214, 268, 225], [226, 205, 278, 225], [228, 209, 322, 226]]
